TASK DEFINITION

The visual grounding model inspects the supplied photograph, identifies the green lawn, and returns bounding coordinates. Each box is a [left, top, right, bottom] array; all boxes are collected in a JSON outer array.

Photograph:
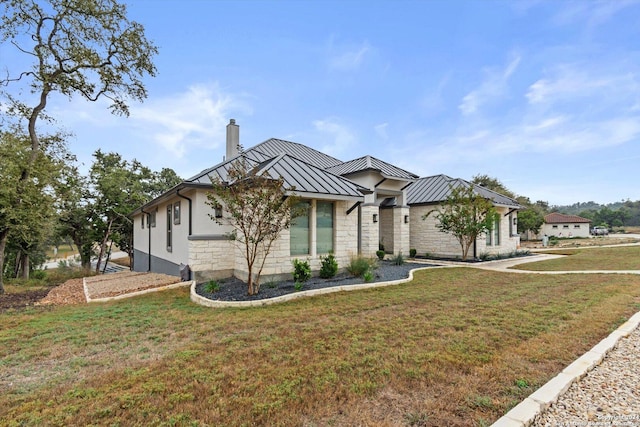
[[513, 246, 640, 271], [1, 264, 640, 426]]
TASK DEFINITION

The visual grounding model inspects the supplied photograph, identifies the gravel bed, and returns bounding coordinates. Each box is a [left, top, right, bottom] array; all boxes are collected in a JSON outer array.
[[532, 326, 640, 426], [85, 271, 182, 299], [195, 261, 437, 302]]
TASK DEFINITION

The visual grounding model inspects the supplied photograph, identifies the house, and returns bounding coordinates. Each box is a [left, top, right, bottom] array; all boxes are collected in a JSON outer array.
[[131, 120, 521, 282], [541, 213, 591, 238]]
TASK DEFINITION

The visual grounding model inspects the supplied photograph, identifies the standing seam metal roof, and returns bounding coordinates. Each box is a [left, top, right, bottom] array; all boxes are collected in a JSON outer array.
[[406, 174, 521, 207], [246, 138, 343, 169], [325, 155, 419, 180]]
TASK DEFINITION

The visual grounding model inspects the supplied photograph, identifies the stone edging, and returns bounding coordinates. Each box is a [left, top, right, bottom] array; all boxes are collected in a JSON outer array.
[[189, 265, 447, 308], [86, 280, 194, 303], [491, 310, 640, 427]]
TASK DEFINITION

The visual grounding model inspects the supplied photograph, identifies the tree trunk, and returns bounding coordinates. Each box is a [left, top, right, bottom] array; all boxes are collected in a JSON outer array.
[[96, 219, 113, 273], [21, 253, 30, 280], [0, 231, 8, 294]]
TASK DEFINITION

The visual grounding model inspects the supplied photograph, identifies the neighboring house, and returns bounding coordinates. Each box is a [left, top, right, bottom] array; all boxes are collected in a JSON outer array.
[[541, 213, 591, 238], [131, 120, 521, 282]]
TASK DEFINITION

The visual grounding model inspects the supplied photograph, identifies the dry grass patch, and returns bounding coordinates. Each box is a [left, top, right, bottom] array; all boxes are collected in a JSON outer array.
[[513, 246, 640, 271], [1, 268, 640, 426]]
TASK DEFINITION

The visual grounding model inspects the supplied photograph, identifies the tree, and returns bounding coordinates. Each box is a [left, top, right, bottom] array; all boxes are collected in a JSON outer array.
[[206, 158, 300, 295], [423, 184, 499, 260], [0, 0, 157, 180], [471, 174, 517, 199], [0, 127, 66, 292], [517, 208, 544, 240]]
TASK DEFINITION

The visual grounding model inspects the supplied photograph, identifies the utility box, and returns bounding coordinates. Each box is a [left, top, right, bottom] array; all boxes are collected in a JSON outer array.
[[179, 263, 191, 281]]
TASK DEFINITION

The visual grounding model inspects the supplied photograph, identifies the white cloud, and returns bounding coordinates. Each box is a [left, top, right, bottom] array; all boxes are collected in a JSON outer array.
[[131, 84, 243, 158], [374, 122, 388, 140], [459, 55, 521, 115], [526, 65, 638, 108], [552, 0, 639, 28], [313, 118, 357, 156], [327, 37, 372, 71]]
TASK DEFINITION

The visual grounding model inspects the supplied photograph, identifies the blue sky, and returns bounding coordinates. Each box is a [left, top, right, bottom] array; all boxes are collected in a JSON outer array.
[[3, 0, 640, 206]]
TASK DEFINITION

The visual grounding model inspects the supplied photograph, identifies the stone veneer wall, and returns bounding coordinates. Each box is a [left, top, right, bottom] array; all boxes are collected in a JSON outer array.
[[393, 206, 410, 256], [189, 200, 360, 283], [360, 204, 380, 258], [410, 205, 520, 259]]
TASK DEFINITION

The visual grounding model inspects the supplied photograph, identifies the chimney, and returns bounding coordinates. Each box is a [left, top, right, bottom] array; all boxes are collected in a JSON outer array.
[[226, 119, 240, 160]]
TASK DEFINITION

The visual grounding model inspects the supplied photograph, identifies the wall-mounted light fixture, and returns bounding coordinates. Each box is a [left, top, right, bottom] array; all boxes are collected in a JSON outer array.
[[513, 217, 517, 226], [373, 213, 378, 223], [215, 205, 223, 218], [404, 215, 409, 224]]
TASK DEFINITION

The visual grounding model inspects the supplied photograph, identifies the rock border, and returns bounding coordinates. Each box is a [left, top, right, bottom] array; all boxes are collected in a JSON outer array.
[[84, 277, 194, 303], [491, 310, 640, 427], [189, 265, 448, 308]]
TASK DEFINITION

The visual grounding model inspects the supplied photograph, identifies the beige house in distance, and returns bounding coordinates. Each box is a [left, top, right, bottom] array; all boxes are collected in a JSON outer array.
[[131, 120, 522, 282], [541, 213, 591, 238]]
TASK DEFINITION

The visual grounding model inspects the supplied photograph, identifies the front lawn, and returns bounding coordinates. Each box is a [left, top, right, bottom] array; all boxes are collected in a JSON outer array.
[[2, 268, 640, 426], [513, 246, 640, 271]]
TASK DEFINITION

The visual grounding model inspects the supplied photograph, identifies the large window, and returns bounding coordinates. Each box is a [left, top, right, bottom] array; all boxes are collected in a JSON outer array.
[[316, 201, 334, 254], [166, 204, 172, 252], [290, 201, 310, 255], [486, 218, 500, 246]]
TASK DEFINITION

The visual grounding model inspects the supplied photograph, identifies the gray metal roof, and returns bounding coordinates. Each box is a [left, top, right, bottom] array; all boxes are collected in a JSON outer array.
[[184, 151, 367, 200], [406, 174, 521, 208], [245, 138, 344, 169], [326, 155, 419, 180], [249, 153, 368, 199]]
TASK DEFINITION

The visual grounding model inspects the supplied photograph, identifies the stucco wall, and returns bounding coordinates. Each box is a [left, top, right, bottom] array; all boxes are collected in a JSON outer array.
[[541, 222, 590, 238]]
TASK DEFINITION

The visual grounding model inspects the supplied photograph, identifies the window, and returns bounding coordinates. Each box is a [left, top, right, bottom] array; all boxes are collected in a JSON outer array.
[[141, 214, 145, 229], [316, 201, 334, 254], [149, 210, 156, 228], [486, 218, 500, 246], [166, 204, 172, 252], [290, 201, 310, 255], [563, 225, 569, 229], [552, 225, 558, 229], [574, 225, 581, 229], [174, 201, 181, 225]]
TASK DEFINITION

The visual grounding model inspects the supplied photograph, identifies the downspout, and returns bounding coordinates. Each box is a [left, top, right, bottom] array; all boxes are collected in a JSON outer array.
[[176, 189, 193, 236], [140, 207, 152, 272]]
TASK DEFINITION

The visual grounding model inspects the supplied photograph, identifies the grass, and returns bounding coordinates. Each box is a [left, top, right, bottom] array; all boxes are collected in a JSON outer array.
[[513, 246, 640, 271], [1, 259, 640, 425]]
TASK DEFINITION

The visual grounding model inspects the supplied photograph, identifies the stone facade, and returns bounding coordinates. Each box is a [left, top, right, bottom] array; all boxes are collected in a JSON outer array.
[[189, 200, 360, 284], [410, 205, 519, 259]]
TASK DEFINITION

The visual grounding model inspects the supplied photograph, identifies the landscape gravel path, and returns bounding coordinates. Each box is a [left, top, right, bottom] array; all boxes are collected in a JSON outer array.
[[531, 326, 640, 427]]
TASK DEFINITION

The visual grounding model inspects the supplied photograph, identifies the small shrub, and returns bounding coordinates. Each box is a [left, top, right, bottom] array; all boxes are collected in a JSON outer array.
[[363, 270, 374, 283], [347, 256, 376, 278], [319, 253, 338, 279], [204, 280, 220, 293], [375, 250, 385, 260], [31, 269, 47, 280], [292, 259, 311, 283], [264, 280, 277, 289], [409, 248, 417, 258], [294, 282, 304, 291], [391, 252, 405, 265]]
